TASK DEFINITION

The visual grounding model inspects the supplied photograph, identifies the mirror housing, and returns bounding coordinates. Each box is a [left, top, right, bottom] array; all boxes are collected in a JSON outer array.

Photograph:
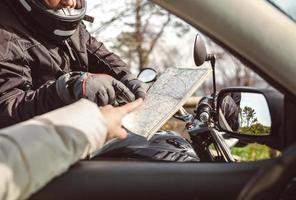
[[193, 34, 208, 66], [137, 68, 157, 83], [217, 89, 271, 136], [216, 87, 284, 150]]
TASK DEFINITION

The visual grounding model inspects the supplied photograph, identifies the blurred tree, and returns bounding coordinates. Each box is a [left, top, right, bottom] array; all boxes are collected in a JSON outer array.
[[200, 39, 267, 94], [87, 0, 270, 94], [89, 0, 190, 71], [239, 106, 258, 127]]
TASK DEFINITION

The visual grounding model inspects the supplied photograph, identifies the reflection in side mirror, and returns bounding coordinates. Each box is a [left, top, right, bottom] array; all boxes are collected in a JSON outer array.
[[193, 34, 208, 66], [218, 91, 271, 136], [137, 68, 157, 83]]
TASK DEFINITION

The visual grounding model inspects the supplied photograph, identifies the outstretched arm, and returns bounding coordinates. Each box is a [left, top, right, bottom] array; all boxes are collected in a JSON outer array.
[[0, 99, 106, 199], [0, 98, 142, 200]]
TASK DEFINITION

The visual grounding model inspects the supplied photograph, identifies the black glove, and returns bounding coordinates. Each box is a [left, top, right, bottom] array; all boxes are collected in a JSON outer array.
[[120, 74, 147, 99], [56, 72, 135, 106]]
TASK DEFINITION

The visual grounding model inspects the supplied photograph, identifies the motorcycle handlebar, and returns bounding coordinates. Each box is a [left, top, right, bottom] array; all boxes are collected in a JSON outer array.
[[195, 97, 213, 123]]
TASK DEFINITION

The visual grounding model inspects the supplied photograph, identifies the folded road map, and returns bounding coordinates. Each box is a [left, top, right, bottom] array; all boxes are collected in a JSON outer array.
[[122, 67, 211, 139]]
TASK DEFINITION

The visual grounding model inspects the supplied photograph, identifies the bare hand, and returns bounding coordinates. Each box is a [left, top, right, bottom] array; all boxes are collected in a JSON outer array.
[[100, 98, 143, 140]]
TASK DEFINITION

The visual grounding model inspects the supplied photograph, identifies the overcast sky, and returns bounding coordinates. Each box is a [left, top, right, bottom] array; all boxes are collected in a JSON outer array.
[[240, 93, 271, 126]]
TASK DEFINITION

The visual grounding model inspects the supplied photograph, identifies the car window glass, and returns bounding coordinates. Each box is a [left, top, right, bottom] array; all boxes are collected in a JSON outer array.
[[87, 0, 281, 162], [267, 0, 296, 21]]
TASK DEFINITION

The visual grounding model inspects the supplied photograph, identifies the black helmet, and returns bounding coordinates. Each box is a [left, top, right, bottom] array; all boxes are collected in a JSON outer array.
[[91, 131, 200, 162], [5, 0, 86, 42]]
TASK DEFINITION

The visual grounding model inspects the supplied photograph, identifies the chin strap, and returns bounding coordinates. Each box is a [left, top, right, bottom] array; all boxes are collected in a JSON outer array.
[[76, 0, 94, 23], [83, 14, 94, 23]]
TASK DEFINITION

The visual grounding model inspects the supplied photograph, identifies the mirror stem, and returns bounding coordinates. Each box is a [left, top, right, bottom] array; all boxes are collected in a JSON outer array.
[[206, 54, 216, 111]]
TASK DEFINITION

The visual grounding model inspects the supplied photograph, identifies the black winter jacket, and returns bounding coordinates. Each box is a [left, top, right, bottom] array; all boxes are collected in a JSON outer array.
[[0, 1, 130, 128]]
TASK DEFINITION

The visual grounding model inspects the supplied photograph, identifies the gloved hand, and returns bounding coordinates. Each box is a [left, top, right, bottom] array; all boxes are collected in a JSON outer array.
[[56, 72, 136, 106], [120, 73, 147, 99]]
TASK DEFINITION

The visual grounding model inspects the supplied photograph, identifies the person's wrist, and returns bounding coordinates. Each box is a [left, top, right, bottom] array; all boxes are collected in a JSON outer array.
[[55, 73, 75, 104], [55, 71, 87, 104]]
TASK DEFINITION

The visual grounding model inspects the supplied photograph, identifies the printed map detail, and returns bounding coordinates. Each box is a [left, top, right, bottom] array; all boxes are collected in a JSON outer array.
[[122, 67, 211, 139]]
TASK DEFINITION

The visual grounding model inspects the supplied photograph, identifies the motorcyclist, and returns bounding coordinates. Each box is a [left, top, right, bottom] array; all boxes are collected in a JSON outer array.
[[220, 92, 241, 131], [0, 0, 146, 128]]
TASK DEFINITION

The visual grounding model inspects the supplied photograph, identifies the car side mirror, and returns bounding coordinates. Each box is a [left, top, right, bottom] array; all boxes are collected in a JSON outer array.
[[216, 87, 272, 137], [193, 34, 208, 66], [137, 68, 157, 83]]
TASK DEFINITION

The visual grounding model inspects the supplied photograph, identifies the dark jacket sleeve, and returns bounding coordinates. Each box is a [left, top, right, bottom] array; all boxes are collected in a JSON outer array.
[[0, 46, 64, 129], [81, 24, 131, 79]]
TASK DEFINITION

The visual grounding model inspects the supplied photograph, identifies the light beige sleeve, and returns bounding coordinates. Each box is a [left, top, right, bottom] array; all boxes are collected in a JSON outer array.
[[0, 99, 107, 200]]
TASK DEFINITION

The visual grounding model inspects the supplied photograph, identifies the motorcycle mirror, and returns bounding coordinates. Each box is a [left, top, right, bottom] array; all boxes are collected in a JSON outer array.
[[216, 88, 271, 137], [193, 34, 208, 66], [137, 68, 157, 83]]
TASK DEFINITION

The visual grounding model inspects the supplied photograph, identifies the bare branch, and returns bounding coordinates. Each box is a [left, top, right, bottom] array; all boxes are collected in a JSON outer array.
[[90, 8, 133, 34], [143, 13, 171, 64]]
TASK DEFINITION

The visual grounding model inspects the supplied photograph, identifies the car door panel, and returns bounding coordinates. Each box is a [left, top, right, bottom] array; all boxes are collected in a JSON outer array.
[[30, 159, 275, 200]]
